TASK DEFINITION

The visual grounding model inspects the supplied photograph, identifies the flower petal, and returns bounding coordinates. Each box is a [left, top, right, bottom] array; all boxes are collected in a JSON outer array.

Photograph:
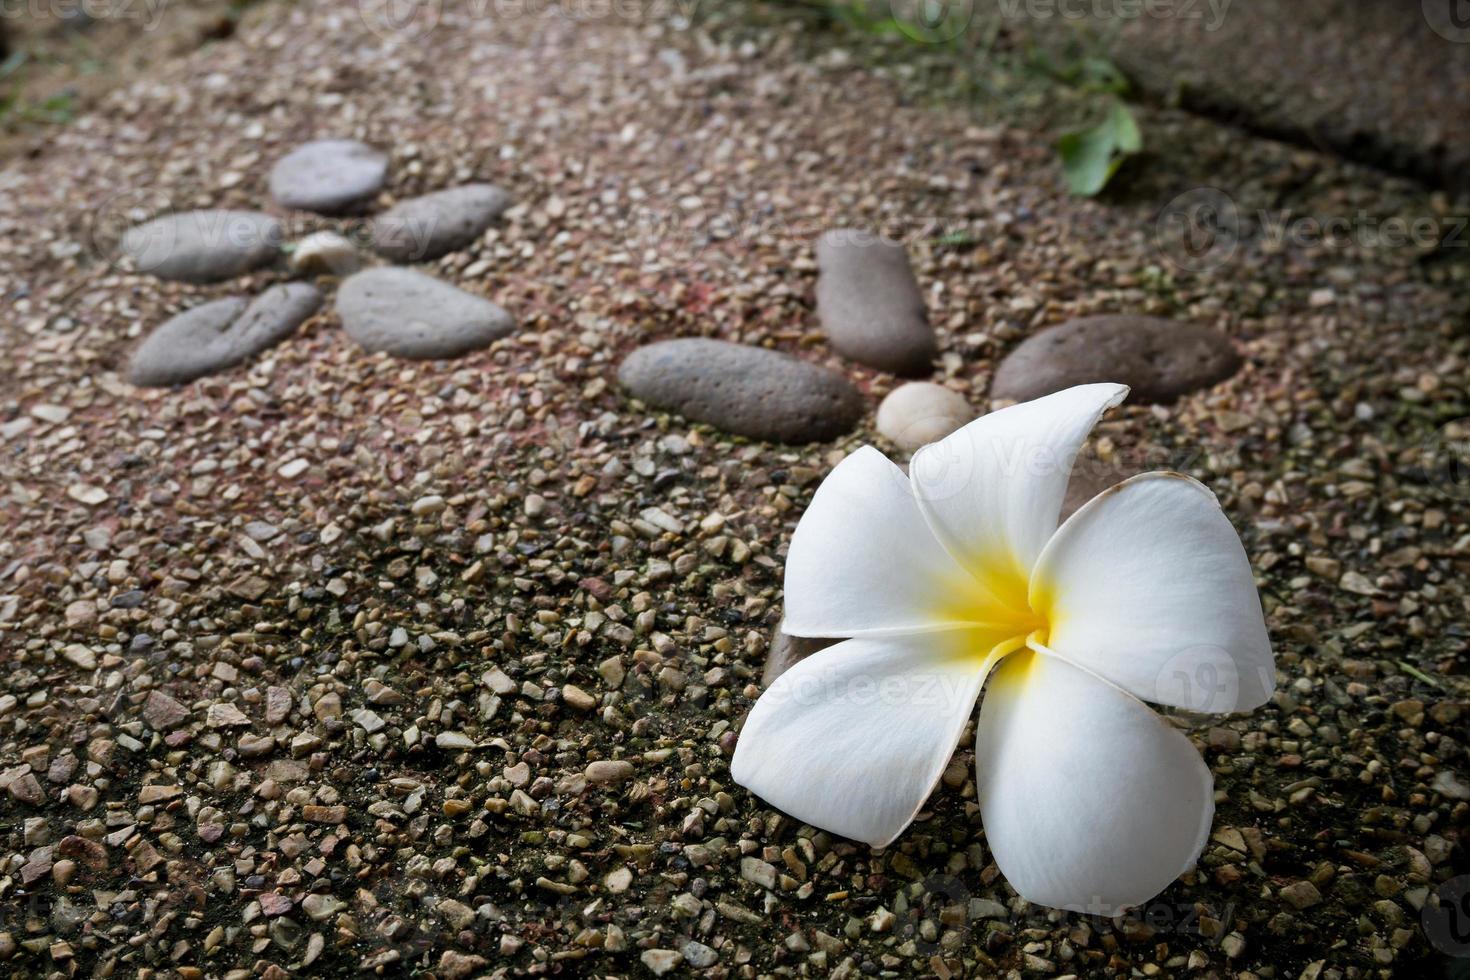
[[1030, 472, 1275, 712], [975, 650, 1214, 914], [909, 383, 1128, 603], [732, 630, 1004, 847], [784, 446, 1006, 637]]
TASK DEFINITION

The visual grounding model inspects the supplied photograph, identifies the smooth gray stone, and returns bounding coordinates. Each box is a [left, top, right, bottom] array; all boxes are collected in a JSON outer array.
[[269, 139, 388, 214], [369, 184, 512, 261], [618, 338, 864, 444], [129, 283, 322, 386], [119, 210, 281, 284], [815, 229, 936, 376], [335, 267, 513, 359], [992, 315, 1243, 404]]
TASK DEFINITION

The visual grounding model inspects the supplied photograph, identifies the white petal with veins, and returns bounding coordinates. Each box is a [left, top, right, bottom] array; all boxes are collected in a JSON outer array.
[[783, 446, 997, 637], [909, 383, 1128, 603], [975, 650, 1214, 914], [1031, 472, 1275, 712], [732, 630, 1005, 847]]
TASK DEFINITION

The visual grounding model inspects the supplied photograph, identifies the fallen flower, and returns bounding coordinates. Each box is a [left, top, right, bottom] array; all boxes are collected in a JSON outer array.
[[732, 382, 1274, 913]]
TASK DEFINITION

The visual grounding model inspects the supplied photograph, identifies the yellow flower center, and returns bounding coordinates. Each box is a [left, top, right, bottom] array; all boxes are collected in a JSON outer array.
[[935, 555, 1054, 676]]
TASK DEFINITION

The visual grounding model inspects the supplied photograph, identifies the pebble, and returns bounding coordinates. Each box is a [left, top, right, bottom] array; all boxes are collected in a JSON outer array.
[[991, 315, 1243, 404], [66, 484, 107, 505], [119, 209, 281, 283], [335, 267, 514, 359], [140, 691, 190, 730], [1432, 770, 1470, 800], [269, 139, 388, 213], [57, 836, 107, 871], [561, 684, 597, 712], [1280, 880, 1323, 909], [301, 894, 345, 922], [439, 952, 488, 979], [617, 338, 864, 444], [244, 521, 279, 541], [741, 856, 778, 889], [64, 600, 96, 629], [435, 731, 476, 750], [129, 283, 322, 387], [814, 229, 936, 376], [874, 381, 976, 451], [206, 703, 250, 727], [288, 231, 367, 276], [369, 183, 512, 261], [584, 760, 635, 785], [60, 645, 95, 669], [8, 772, 43, 804], [302, 804, 346, 824], [640, 950, 684, 975], [681, 941, 718, 968]]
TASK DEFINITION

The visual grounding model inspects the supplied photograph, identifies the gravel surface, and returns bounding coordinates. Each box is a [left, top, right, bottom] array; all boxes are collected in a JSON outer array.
[[0, 3, 1467, 978]]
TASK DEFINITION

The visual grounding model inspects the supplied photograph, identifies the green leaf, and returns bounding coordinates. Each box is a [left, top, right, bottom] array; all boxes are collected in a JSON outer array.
[[1075, 55, 1130, 95], [0, 51, 29, 82], [1056, 101, 1141, 197], [928, 230, 979, 250]]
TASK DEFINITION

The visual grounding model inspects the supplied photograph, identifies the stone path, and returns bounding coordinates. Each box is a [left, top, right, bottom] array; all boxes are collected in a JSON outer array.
[[0, 3, 1465, 978]]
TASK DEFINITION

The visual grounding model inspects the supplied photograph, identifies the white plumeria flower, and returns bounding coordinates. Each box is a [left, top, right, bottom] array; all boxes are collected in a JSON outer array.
[[732, 382, 1274, 914]]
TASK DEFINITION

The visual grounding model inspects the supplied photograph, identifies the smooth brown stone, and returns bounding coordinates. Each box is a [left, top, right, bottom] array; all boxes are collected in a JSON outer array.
[[815, 229, 936, 376], [992, 315, 1243, 404], [618, 338, 863, 444]]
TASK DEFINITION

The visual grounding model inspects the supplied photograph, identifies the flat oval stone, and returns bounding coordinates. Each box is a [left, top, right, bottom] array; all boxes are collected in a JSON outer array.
[[815, 229, 936, 376], [335, 267, 513, 359], [369, 184, 512, 261], [120, 210, 281, 283], [875, 381, 976, 451], [618, 338, 864, 444], [129, 283, 322, 387], [992, 315, 1243, 404], [270, 139, 388, 214]]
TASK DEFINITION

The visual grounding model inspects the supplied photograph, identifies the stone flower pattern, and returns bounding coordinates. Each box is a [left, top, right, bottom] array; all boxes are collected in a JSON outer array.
[[732, 383, 1275, 913]]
